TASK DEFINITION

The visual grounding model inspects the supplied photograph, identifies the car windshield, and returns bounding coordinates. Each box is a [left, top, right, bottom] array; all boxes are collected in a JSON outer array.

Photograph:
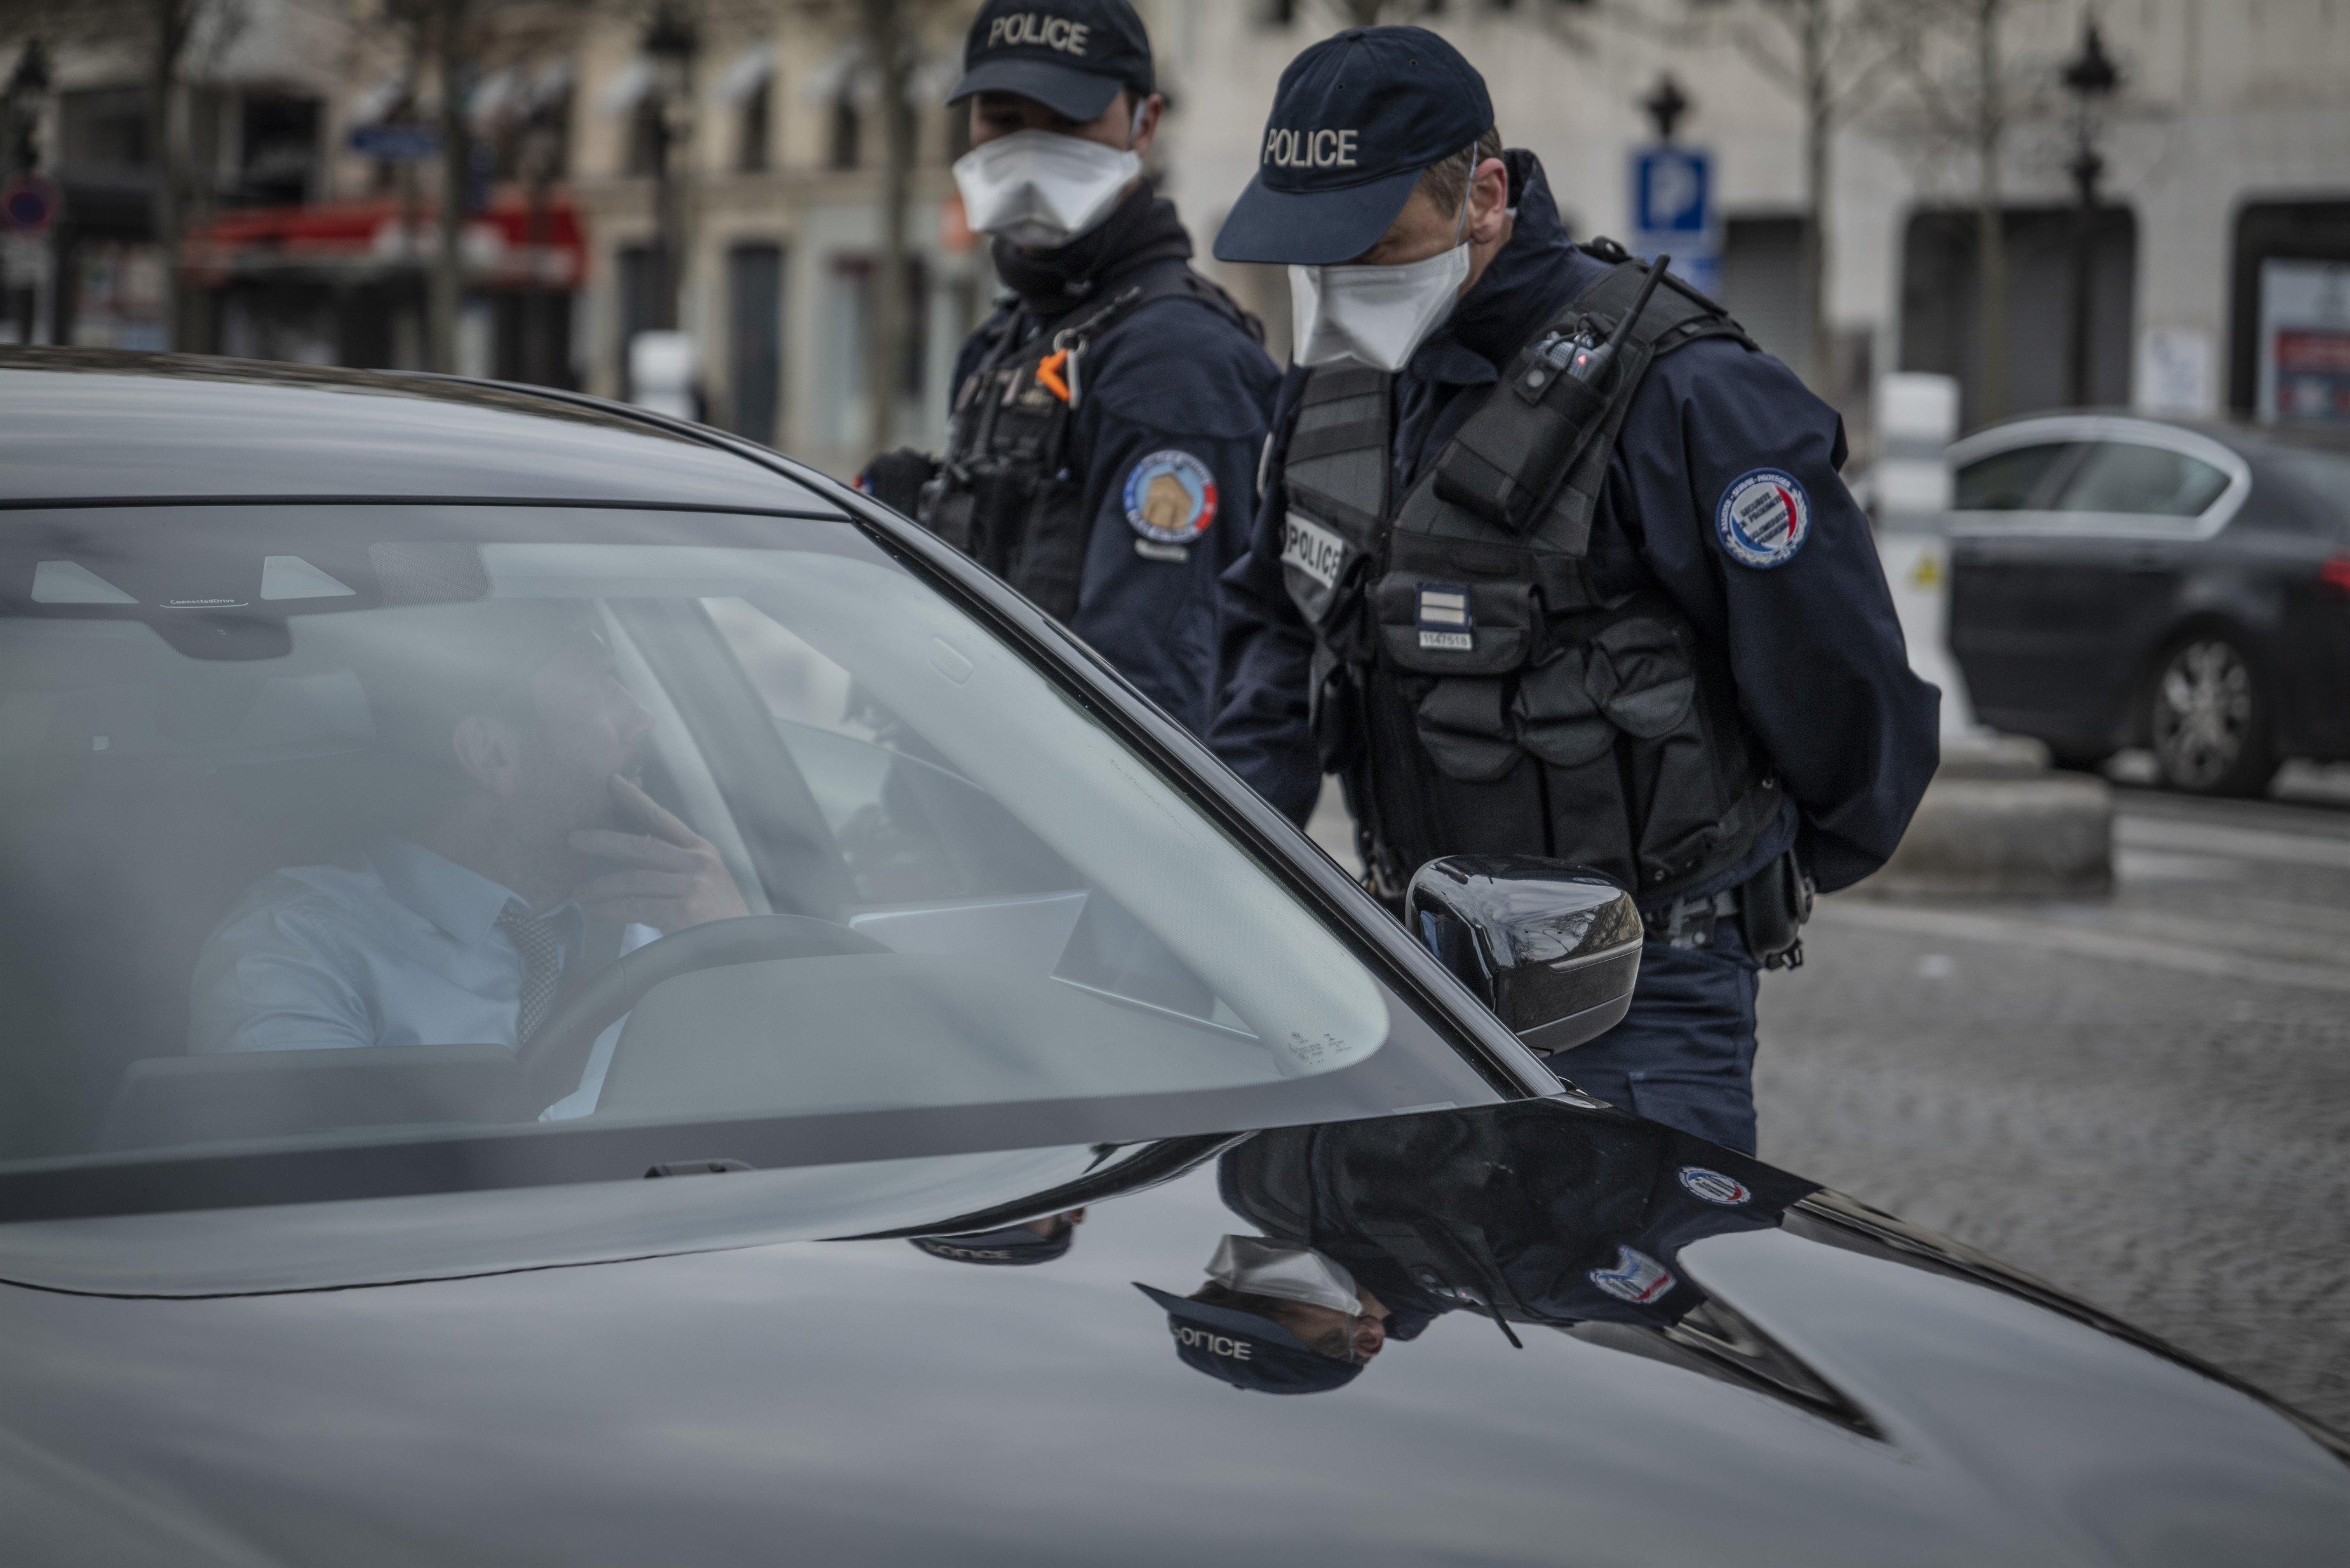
[[0, 504, 1499, 1222]]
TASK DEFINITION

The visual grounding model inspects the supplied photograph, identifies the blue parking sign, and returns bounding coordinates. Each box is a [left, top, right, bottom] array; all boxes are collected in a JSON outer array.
[[1628, 144, 1721, 298], [1632, 146, 1711, 235]]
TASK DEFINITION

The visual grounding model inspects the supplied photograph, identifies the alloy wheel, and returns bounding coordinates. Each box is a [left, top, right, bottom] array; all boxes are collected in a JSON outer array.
[[2149, 637, 2257, 793]]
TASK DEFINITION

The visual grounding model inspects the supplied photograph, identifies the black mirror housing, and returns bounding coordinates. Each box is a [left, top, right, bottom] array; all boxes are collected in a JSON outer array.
[[1406, 857, 1643, 1055]]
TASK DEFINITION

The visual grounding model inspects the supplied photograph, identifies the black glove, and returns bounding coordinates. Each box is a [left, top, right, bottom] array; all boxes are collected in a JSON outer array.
[[861, 448, 940, 518]]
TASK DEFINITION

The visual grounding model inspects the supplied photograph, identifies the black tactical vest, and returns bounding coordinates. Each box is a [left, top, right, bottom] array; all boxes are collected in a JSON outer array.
[[1277, 253, 1783, 903], [919, 263, 1255, 621]]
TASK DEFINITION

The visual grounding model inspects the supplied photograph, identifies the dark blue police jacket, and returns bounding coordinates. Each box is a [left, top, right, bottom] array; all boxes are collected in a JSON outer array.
[[1208, 152, 1938, 894], [952, 189, 1281, 737]]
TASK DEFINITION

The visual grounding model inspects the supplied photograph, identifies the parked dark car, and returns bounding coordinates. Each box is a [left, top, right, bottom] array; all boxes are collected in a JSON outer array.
[[1947, 412, 2350, 794], [3, 351, 2346, 1565]]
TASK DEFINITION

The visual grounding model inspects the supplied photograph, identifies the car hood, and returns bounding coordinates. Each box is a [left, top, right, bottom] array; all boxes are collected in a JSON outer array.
[[4, 1101, 2345, 1567]]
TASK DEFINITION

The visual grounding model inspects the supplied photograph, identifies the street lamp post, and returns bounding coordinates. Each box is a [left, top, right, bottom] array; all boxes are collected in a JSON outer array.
[[2060, 17, 2119, 408], [1640, 73, 1689, 143], [641, 4, 697, 335]]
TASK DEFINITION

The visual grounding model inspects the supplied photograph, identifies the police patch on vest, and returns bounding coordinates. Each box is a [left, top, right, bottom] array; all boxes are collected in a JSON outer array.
[[1280, 511, 1345, 589], [1676, 1166, 1752, 1206], [1589, 1245, 1676, 1305], [1416, 581, 1474, 652], [1124, 450, 1218, 545], [1715, 468, 1811, 568]]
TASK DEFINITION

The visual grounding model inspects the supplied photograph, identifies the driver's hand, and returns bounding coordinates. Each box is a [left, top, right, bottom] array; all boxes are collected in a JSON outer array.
[[569, 775, 751, 932]]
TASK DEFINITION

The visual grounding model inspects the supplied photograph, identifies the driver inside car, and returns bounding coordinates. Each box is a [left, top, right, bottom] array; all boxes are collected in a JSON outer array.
[[187, 603, 749, 1072]]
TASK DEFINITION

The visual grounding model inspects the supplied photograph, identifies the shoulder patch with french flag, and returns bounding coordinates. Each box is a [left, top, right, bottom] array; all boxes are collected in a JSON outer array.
[[1715, 467, 1811, 569]]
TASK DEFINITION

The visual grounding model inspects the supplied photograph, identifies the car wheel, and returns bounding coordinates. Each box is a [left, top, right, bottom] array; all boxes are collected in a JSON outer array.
[[2145, 633, 2278, 797]]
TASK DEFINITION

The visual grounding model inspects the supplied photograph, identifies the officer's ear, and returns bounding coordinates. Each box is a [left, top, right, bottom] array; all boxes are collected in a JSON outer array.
[[1466, 156, 1510, 247], [1126, 91, 1165, 157]]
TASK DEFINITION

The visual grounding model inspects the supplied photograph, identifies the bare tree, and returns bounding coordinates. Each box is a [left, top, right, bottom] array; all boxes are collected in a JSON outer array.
[[1875, 0, 2064, 424], [860, 0, 913, 453], [0, 0, 246, 350], [1678, 0, 1915, 390], [795, 0, 955, 453]]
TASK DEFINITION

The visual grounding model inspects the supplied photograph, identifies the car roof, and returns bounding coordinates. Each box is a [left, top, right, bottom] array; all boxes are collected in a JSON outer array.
[[1967, 406, 2350, 460], [0, 349, 846, 515]]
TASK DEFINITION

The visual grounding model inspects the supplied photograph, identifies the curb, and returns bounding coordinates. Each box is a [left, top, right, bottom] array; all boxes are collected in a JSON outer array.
[[1853, 737, 2116, 899]]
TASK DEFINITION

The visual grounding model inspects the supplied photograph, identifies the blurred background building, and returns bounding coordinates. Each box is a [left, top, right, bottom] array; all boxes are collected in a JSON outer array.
[[1, 0, 2345, 480]]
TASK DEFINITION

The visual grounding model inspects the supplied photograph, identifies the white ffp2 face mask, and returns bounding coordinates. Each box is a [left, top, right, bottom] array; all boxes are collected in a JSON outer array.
[[951, 129, 1141, 250], [1206, 1235, 1362, 1313], [1287, 192, 1476, 373]]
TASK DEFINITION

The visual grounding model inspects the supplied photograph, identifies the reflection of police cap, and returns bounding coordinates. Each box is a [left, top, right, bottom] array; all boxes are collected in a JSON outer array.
[[1134, 1284, 1364, 1396], [947, 0, 1153, 123], [1215, 27, 1494, 266], [908, 1223, 1073, 1267]]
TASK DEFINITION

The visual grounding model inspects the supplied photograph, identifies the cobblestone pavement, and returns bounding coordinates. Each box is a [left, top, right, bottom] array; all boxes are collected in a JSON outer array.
[[1757, 774, 2350, 1434]]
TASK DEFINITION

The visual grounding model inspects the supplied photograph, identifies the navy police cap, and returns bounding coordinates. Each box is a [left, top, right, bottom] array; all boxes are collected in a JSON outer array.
[[947, 0, 1153, 124], [1214, 26, 1493, 267], [1134, 1283, 1365, 1396], [909, 1223, 1075, 1267]]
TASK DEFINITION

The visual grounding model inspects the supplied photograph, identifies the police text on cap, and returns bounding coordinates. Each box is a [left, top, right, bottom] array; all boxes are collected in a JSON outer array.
[[1264, 127, 1359, 170], [988, 12, 1090, 55]]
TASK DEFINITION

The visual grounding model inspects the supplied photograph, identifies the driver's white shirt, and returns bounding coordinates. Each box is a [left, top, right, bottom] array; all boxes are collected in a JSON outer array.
[[189, 836, 655, 1115]]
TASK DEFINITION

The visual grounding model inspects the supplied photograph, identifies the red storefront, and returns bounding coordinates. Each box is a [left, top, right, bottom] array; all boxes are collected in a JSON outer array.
[[182, 194, 588, 385]]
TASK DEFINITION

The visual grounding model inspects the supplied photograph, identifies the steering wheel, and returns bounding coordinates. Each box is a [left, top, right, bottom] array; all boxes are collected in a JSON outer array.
[[521, 913, 890, 1109]]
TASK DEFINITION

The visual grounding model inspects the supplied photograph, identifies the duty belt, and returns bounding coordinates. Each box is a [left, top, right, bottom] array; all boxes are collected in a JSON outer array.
[[1639, 889, 1738, 950]]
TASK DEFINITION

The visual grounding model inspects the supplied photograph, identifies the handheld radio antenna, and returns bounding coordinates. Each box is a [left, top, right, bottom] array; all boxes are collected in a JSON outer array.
[[1566, 253, 1671, 386]]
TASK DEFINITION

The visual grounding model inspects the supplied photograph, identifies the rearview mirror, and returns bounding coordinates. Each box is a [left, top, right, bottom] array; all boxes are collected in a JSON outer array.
[[1405, 857, 1642, 1054]]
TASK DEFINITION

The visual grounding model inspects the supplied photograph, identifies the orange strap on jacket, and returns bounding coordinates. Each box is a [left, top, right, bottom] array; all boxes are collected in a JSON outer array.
[[1035, 348, 1072, 403]]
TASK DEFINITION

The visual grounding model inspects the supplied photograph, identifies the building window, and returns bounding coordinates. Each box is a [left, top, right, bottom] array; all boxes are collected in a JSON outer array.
[[828, 94, 861, 170], [728, 242, 784, 443], [625, 97, 663, 178], [737, 79, 771, 173], [1900, 206, 2137, 428], [58, 86, 150, 177], [234, 94, 322, 207]]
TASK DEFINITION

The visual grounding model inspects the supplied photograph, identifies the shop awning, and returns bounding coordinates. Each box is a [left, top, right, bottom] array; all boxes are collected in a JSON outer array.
[[182, 195, 588, 289]]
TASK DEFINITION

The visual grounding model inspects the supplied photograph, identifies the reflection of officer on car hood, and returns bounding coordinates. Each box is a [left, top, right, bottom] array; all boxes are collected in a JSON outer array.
[[1135, 1234, 1390, 1395], [1218, 1104, 1816, 1341], [908, 1209, 1086, 1266]]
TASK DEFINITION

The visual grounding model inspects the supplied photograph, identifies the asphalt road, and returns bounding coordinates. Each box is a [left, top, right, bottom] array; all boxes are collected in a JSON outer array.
[[1761, 763, 2350, 1434], [1306, 761, 2350, 1433]]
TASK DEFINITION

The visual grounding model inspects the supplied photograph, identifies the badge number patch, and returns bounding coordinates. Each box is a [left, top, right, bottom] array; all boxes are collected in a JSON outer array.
[[1677, 1166, 1752, 1206], [1715, 467, 1811, 569], [1417, 581, 1474, 652], [1589, 1245, 1677, 1306], [1280, 511, 1346, 590], [1124, 450, 1218, 545]]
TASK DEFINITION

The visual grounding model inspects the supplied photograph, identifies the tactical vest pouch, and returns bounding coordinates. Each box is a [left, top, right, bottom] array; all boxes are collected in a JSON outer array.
[[1411, 675, 1519, 783], [1433, 353, 1611, 535], [921, 474, 979, 554], [1372, 574, 1536, 677], [1584, 614, 1728, 888], [1007, 472, 1089, 623], [1511, 647, 1615, 767]]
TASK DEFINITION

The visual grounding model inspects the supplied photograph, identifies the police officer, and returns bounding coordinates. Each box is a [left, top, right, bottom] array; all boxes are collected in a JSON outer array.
[[1134, 1233, 1389, 1396], [863, 0, 1280, 737], [1209, 29, 1939, 1155]]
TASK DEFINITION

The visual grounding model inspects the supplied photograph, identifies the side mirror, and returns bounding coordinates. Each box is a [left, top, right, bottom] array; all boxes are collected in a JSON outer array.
[[1406, 856, 1642, 1055]]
